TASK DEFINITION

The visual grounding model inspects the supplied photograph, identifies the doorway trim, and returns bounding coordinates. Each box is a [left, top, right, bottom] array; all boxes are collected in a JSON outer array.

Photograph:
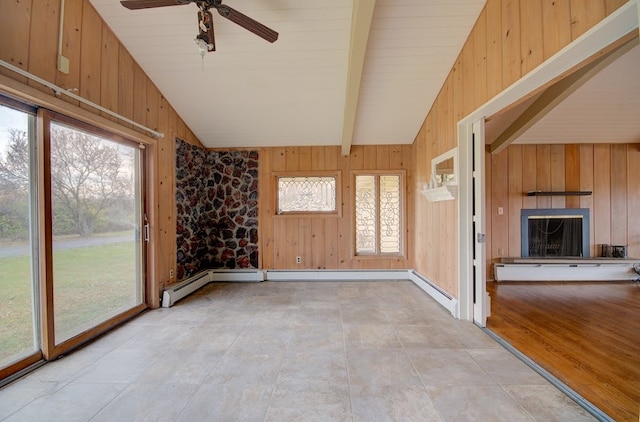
[[456, 0, 640, 322]]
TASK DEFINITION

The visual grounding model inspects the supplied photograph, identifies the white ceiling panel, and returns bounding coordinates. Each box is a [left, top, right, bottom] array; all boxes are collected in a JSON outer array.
[[89, 0, 486, 148]]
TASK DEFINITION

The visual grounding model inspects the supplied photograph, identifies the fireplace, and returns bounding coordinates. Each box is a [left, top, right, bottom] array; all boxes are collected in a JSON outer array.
[[521, 209, 590, 257]]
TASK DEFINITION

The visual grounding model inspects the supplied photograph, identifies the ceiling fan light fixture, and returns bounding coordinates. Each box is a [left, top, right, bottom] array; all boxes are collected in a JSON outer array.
[[120, 0, 278, 46], [195, 37, 211, 57]]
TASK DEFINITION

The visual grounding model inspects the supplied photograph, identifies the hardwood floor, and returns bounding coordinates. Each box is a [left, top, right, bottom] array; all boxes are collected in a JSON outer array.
[[486, 280, 640, 422]]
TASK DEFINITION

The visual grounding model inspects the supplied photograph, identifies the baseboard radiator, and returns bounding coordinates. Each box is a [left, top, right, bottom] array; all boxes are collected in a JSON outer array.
[[409, 270, 458, 318], [161, 269, 264, 307], [161, 268, 457, 317]]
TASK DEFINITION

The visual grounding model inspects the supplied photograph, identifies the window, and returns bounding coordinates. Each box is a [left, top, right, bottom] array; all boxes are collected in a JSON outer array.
[[354, 173, 403, 255], [276, 173, 339, 215]]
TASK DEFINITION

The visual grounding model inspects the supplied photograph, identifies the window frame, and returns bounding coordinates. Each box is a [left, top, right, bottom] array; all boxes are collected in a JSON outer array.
[[352, 170, 406, 258], [273, 170, 342, 218]]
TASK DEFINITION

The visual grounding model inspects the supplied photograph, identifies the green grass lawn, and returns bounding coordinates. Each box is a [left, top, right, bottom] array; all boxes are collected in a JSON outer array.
[[0, 241, 139, 364]]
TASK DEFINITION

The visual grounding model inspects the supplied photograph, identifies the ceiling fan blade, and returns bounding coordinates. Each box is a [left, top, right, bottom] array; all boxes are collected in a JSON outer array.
[[120, 0, 190, 10], [215, 5, 279, 43]]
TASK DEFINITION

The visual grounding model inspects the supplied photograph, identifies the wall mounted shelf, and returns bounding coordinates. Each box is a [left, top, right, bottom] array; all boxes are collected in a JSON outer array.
[[422, 185, 457, 202], [526, 190, 592, 196]]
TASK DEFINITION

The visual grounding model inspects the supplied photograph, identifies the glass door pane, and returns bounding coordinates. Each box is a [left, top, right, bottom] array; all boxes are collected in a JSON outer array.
[[49, 122, 143, 343], [0, 104, 38, 367]]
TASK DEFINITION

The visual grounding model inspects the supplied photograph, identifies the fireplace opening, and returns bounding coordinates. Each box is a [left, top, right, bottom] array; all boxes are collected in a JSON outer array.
[[521, 209, 590, 258]]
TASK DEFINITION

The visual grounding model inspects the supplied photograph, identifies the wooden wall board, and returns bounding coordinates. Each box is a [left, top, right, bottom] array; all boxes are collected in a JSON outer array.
[[311, 146, 325, 171], [56, 0, 83, 107], [508, 145, 523, 257], [324, 146, 340, 170], [363, 146, 377, 170], [542, 0, 572, 60], [485, 0, 503, 100], [176, 115, 186, 141], [605, 0, 629, 15], [376, 145, 390, 170], [521, 145, 538, 209], [473, 9, 488, 108], [535, 145, 551, 209], [609, 144, 627, 245], [117, 48, 134, 129], [579, 144, 595, 257], [404, 145, 414, 267], [285, 147, 298, 171], [520, 0, 544, 75], [298, 146, 311, 170], [258, 148, 272, 269], [627, 144, 640, 258], [271, 147, 286, 172], [501, 0, 522, 89], [461, 32, 475, 117], [564, 144, 581, 208], [491, 149, 509, 259], [298, 218, 312, 269], [27, 0, 59, 95], [310, 219, 325, 269], [550, 144, 566, 209], [0, 0, 32, 82], [389, 145, 403, 169], [132, 63, 147, 135], [570, 0, 606, 40], [593, 144, 611, 248], [145, 79, 159, 131], [452, 57, 464, 123], [99, 25, 119, 122], [273, 219, 286, 268], [79, 3, 101, 111]]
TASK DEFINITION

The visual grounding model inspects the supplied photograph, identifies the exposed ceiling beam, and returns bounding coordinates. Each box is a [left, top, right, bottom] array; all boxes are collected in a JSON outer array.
[[341, 0, 376, 157], [490, 36, 639, 154]]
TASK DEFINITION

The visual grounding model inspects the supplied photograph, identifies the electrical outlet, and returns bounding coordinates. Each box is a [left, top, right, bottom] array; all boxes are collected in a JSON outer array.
[[497, 248, 504, 257], [497, 207, 504, 215], [296, 256, 302, 264], [170, 269, 174, 279]]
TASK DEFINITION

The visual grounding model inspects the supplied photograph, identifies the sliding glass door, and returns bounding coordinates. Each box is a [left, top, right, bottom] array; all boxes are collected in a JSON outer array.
[[0, 98, 147, 380], [49, 119, 144, 344], [0, 101, 39, 371]]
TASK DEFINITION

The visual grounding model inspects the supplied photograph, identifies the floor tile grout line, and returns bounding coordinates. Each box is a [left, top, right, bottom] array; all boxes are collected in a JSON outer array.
[[261, 282, 307, 422], [340, 296, 355, 422], [386, 307, 448, 422]]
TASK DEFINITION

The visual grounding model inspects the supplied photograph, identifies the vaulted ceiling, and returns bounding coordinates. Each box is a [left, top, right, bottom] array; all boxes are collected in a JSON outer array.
[[89, 0, 485, 150], [89, 1, 639, 152]]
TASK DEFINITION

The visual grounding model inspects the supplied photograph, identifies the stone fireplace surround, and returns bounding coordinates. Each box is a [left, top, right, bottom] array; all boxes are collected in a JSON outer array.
[[175, 139, 259, 280]]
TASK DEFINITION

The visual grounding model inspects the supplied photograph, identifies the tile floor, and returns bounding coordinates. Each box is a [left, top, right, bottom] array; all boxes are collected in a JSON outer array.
[[0, 280, 595, 421]]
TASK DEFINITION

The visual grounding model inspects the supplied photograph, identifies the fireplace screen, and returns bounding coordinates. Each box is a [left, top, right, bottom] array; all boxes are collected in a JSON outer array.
[[528, 216, 583, 257], [521, 209, 590, 258]]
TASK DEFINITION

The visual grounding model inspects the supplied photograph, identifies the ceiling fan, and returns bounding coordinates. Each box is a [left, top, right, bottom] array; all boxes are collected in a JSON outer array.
[[120, 0, 279, 53]]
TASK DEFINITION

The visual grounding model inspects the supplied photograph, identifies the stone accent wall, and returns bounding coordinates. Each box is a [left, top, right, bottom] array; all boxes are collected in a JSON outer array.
[[175, 139, 259, 279]]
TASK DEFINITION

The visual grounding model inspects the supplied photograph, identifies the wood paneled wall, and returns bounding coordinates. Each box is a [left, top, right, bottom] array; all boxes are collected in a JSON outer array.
[[486, 143, 640, 279], [0, 0, 202, 306], [412, 0, 628, 297], [258, 145, 414, 270]]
